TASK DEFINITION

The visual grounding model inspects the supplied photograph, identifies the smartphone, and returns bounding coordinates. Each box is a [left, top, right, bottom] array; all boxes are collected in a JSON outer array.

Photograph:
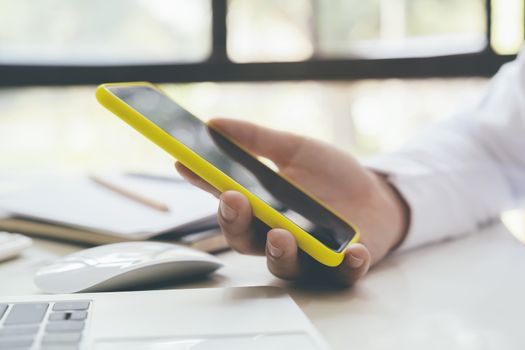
[[96, 82, 359, 267]]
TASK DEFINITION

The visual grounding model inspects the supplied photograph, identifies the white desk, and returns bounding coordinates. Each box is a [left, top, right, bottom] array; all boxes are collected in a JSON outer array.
[[1, 223, 524, 350]]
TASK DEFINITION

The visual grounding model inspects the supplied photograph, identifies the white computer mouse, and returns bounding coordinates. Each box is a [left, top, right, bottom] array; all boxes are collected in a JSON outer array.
[[34, 241, 224, 294]]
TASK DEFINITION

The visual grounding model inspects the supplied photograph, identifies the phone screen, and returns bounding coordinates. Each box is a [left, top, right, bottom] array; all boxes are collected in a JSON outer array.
[[108, 86, 357, 253]]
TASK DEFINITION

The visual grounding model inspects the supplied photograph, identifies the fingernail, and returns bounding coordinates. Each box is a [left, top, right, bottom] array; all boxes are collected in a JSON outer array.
[[220, 201, 237, 221], [348, 254, 364, 269], [267, 241, 283, 259]]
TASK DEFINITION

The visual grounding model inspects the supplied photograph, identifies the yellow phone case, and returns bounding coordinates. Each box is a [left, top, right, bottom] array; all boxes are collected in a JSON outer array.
[[96, 82, 359, 267]]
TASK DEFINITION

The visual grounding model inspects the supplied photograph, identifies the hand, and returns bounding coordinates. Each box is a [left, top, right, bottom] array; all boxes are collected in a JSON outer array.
[[175, 118, 409, 286]]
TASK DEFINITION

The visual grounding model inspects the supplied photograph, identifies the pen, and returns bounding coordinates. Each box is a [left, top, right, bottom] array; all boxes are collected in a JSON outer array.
[[89, 175, 170, 213]]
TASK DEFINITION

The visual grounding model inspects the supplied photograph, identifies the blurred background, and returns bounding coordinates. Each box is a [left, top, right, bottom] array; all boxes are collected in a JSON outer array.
[[0, 0, 523, 238]]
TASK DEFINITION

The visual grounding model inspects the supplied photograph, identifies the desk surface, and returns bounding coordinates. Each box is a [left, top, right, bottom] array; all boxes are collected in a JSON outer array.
[[1, 223, 524, 350]]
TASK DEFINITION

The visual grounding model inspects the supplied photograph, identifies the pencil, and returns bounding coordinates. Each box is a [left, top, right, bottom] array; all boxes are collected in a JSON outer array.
[[89, 175, 170, 213]]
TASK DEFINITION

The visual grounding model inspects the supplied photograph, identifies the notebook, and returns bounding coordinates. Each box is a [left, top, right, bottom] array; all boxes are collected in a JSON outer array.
[[0, 174, 220, 246]]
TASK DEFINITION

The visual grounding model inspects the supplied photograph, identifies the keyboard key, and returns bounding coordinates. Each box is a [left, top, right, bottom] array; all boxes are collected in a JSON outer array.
[[49, 312, 68, 321], [42, 332, 82, 344], [52, 301, 90, 311], [69, 311, 88, 321], [4, 303, 48, 325], [0, 335, 35, 347], [41, 345, 79, 350], [46, 321, 85, 332], [0, 304, 8, 319], [0, 325, 39, 336], [49, 311, 88, 321]]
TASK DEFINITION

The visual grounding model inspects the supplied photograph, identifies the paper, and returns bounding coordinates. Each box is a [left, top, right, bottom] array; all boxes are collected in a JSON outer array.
[[0, 174, 219, 238]]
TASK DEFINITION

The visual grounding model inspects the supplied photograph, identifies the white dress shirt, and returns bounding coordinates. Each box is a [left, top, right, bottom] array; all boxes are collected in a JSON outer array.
[[368, 48, 525, 250]]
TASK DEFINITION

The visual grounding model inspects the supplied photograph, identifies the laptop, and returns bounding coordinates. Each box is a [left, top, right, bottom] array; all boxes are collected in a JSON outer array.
[[0, 286, 330, 350]]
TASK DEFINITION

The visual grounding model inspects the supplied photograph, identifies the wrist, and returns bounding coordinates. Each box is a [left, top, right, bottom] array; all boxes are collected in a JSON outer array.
[[373, 172, 410, 252]]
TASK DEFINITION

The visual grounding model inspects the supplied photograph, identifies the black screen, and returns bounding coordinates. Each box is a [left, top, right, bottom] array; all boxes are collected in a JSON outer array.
[[109, 86, 357, 252]]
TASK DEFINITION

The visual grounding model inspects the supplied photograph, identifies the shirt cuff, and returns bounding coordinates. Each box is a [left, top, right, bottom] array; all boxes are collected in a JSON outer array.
[[365, 155, 478, 251]]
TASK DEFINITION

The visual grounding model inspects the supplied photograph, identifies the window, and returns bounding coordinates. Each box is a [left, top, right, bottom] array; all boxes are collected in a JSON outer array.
[[0, 0, 523, 84], [0, 0, 211, 64], [315, 0, 487, 58], [227, 0, 488, 61], [491, 0, 525, 54]]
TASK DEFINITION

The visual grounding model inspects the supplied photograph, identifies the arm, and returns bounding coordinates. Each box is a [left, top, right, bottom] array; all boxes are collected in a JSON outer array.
[[369, 50, 525, 249], [175, 50, 525, 286]]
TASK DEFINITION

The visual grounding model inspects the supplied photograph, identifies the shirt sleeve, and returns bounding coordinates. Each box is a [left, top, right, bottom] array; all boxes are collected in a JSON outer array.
[[366, 49, 525, 250]]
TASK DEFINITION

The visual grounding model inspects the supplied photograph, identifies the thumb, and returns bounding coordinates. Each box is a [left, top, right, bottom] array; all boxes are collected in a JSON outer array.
[[208, 118, 304, 167]]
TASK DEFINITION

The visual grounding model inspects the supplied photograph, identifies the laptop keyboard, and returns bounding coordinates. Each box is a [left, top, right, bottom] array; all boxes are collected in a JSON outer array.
[[0, 300, 91, 350]]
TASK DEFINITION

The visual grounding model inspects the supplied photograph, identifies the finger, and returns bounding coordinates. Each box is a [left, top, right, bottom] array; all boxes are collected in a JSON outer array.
[[208, 118, 305, 168], [218, 191, 265, 255], [174, 162, 220, 197], [174, 161, 201, 182], [334, 243, 371, 286], [265, 229, 301, 281]]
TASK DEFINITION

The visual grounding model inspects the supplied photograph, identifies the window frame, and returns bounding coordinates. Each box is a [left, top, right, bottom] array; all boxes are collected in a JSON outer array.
[[0, 0, 520, 86]]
